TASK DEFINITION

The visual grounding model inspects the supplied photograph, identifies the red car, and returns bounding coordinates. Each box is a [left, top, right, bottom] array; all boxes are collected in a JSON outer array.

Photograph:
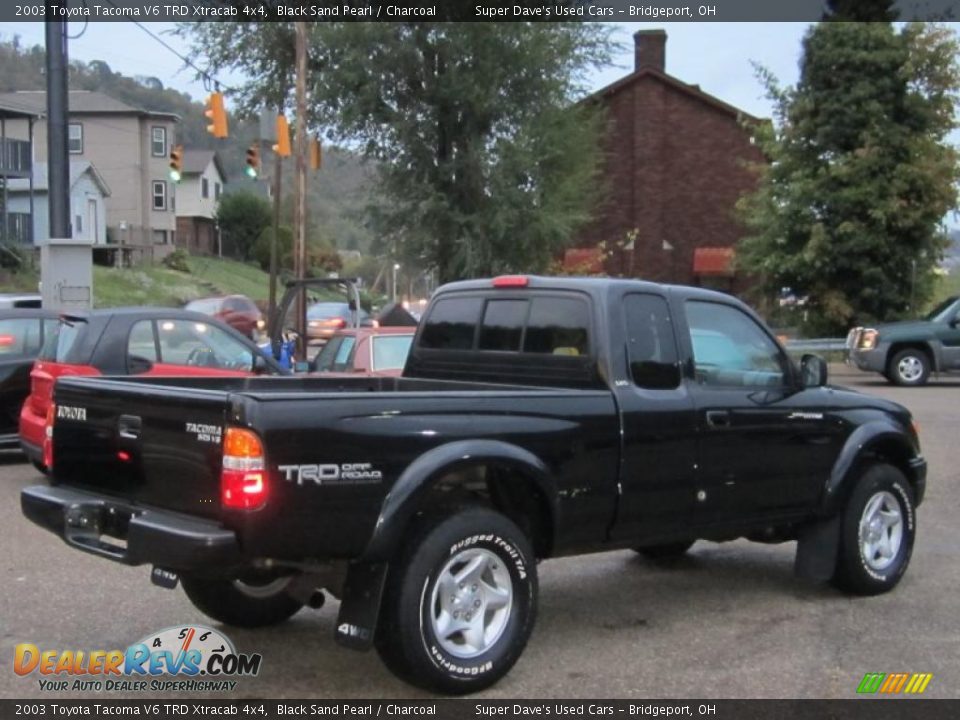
[[311, 326, 415, 377], [20, 307, 284, 471], [185, 295, 264, 339]]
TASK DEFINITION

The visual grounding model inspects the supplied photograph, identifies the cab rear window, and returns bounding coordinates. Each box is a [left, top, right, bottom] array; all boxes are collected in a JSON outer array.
[[420, 295, 590, 356]]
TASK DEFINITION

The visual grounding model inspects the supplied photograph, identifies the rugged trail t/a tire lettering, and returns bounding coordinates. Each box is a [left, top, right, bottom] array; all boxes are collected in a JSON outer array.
[[375, 507, 538, 694], [181, 572, 304, 628], [831, 463, 916, 596]]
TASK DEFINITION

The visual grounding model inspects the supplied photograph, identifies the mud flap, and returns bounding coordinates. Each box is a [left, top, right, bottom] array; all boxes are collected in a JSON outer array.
[[334, 562, 388, 651], [794, 516, 840, 582]]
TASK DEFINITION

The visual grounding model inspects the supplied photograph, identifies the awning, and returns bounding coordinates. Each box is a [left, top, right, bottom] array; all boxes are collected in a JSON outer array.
[[693, 247, 735, 276]]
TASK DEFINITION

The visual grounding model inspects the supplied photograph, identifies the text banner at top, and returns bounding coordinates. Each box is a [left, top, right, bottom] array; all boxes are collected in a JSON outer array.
[[4, 0, 959, 23]]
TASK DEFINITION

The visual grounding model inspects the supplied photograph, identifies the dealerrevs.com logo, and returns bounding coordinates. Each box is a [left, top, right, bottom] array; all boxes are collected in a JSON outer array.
[[14, 625, 262, 693]]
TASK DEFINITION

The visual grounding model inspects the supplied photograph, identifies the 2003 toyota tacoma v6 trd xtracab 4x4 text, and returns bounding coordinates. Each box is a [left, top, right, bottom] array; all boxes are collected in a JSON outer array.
[[22, 276, 927, 693]]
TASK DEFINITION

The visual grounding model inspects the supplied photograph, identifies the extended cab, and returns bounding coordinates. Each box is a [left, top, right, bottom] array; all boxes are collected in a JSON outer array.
[[22, 277, 927, 694], [848, 295, 960, 386]]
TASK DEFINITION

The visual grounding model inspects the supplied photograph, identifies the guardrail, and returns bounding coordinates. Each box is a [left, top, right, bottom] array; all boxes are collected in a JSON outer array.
[[783, 338, 848, 353]]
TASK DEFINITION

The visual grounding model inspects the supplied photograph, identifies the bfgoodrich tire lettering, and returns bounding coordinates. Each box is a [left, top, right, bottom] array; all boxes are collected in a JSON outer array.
[[375, 507, 537, 694], [831, 463, 916, 596]]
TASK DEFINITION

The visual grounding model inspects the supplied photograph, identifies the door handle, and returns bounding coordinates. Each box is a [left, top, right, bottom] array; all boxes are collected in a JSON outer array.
[[118, 415, 142, 440], [705, 410, 731, 428]]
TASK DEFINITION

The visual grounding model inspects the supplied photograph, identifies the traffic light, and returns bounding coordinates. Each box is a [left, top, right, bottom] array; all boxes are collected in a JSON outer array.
[[245, 143, 260, 179], [204, 92, 228, 138], [272, 114, 291, 157], [309, 136, 322, 171], [168, 144, 183, 183]]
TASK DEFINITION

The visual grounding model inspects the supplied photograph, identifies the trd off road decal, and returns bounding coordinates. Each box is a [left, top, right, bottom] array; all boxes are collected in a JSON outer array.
[[278, 463, 383, 486]]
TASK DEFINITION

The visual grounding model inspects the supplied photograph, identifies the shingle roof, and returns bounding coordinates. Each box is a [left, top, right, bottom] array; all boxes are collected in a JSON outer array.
[[0, 91, 178, 120]]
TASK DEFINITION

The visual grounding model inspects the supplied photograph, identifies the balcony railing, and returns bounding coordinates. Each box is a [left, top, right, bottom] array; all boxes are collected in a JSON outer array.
[[0, 138, 31, 177]]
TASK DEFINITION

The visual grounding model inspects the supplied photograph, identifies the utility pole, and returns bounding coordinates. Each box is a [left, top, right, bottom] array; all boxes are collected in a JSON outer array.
[[45, 16, 69, 240], [293, 22, 308, 347], [268, 124, 282, 332]]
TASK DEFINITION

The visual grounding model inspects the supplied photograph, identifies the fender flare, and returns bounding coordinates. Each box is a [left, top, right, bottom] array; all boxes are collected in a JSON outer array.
[[361, 439, 559, 562], [821, 419, 916, 517]]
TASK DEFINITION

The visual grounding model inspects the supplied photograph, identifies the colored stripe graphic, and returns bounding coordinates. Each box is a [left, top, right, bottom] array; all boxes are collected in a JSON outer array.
[[858, 672, 933, 695], [857, 673, 885, 693]]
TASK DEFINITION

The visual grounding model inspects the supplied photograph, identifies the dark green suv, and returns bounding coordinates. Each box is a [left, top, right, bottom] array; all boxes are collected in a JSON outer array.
[[848, 295, 960, 385]]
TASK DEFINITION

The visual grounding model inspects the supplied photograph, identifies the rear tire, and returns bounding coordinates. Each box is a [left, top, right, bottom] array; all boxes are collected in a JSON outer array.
[[181, 571, 303, 628], [887, 349, 931, 386], [831, 463, 916, 596], [375, 507, 538, 694], [634, 541, 695, 561]]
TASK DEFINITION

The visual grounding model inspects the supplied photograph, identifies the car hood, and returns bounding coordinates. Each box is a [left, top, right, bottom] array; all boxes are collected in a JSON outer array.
[[871, 320, 933, 338], [828, 383, 913, 423]]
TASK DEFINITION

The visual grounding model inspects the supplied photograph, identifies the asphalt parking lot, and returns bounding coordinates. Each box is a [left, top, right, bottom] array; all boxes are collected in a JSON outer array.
[[1, 368, 957, 700]]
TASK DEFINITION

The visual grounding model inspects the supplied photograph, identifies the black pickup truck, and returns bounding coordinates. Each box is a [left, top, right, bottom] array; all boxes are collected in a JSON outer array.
[[22, 277, 926, 693]]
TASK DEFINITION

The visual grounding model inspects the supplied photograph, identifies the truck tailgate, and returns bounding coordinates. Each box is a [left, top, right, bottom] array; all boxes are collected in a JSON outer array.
[[51, 376, 230, 519]]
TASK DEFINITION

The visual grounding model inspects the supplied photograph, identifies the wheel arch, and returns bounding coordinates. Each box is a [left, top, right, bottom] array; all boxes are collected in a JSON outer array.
[[822, 421, 921, 516], [361, 440, 559, 563], [887, 341, 938, 373]]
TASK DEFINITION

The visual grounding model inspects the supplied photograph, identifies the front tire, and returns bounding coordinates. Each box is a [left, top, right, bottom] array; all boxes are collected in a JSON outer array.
[[376, 507, 538, 694], [181, 571, 303, 628], [831, 463, 916, 596], [887, 348, 931, 386]]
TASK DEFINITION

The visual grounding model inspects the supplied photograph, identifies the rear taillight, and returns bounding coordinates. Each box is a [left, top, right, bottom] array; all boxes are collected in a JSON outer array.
[[42, 403, 55, 469], [221, 427, 268, 510]]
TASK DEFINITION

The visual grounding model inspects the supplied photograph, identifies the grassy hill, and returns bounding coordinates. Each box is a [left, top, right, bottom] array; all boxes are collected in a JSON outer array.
[[2, 256, 277, 308]]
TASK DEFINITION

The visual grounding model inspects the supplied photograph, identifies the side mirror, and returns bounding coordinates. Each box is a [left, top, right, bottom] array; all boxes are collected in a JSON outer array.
[[800, 354, 828, 388], [950, 316, 959, 328]]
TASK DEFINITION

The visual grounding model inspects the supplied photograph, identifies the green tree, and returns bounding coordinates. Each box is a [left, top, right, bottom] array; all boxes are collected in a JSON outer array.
[[253, 225, 293, 272], [181, 22, 612, 282], [737, 23, 960, 334], [215, 191, 272, 261]]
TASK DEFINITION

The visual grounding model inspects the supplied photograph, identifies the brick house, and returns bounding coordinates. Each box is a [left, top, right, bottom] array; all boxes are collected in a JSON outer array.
[[571, 30, 764, 292]]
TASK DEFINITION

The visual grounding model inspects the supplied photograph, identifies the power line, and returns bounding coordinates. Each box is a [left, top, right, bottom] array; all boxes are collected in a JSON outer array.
[[103, 0, 237, 94]]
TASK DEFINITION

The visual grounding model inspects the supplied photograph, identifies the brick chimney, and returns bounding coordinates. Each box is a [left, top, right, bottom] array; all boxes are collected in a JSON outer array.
[[634, 30, 666, 73]]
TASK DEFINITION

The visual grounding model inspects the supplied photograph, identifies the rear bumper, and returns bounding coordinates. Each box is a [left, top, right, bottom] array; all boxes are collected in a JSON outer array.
[[21, 485, 241, 571], [19, 401, 44, 452]]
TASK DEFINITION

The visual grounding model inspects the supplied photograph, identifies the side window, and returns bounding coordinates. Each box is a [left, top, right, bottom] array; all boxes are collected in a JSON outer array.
[[685, 301, 787, 388], [156, 319, 253, 371], [523, 297, 589, 355], [127, 320, 159, 369], [420, 297, 483, 350], [332, 336, 356, 371], [0, 318, 42, 355], [479, 300, 527, 351], [624, 294, 680, 390]]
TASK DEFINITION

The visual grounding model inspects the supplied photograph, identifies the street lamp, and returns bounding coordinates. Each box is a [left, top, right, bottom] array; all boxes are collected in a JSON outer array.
[[392, 263, 401, 303]]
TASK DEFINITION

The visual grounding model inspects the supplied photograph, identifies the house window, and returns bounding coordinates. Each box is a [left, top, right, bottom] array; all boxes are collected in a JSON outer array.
[[201, 178, 209, 199], [151, 127, 167, 157], [75, 214, 83, 235], [152, 180, 167, 210], [214, 182, 221, 200], [68, 123, 83, 154]]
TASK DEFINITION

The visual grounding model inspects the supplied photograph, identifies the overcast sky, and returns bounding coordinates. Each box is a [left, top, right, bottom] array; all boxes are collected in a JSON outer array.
[[4, 22, 815, 116], [4, 20, 958, 228]]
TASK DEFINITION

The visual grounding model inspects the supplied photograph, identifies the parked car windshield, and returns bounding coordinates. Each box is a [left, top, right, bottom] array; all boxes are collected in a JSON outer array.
[[924, 296, 959, 323], [185, 298, 223, 315]]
